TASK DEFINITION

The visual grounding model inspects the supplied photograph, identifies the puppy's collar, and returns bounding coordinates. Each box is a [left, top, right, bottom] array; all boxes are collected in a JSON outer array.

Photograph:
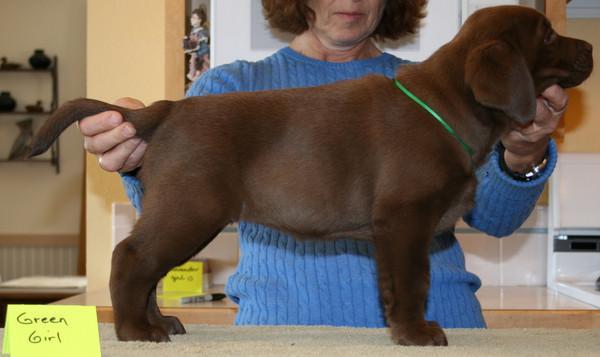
[[393, 79, 475, 160]]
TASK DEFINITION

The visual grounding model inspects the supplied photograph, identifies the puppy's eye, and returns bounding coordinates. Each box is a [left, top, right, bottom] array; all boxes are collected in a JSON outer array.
[[544, 30, 556, 44]]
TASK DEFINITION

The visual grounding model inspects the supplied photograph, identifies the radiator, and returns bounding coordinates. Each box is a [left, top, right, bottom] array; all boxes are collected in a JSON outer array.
[[0, 246, 78, 282]]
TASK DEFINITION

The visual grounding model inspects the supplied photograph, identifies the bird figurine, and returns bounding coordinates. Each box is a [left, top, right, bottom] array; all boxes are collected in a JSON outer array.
[[0, 57, 22, 70], [8, 118, 34, 160]]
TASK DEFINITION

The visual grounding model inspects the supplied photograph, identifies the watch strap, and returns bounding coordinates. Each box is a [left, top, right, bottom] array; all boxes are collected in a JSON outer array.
[[498, 144, 549, 182]]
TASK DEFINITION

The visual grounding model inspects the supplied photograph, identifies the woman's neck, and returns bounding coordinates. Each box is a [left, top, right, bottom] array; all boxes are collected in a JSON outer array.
[[289, 30, 381, 63]]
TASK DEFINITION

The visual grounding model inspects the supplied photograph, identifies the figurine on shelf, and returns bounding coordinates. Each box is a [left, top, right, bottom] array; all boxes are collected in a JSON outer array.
[[183, 6, 210, 82], [8, 118, 34, 160], [1, 57, 22, 70], [25, 100, 44, 113]]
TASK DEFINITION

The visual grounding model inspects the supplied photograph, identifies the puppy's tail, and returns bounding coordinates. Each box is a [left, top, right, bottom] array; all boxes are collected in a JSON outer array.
[[29, 98, 173, 157]]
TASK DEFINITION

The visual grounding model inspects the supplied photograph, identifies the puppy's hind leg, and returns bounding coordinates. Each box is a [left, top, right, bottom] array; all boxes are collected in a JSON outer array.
[[110, 186, 234, 342], [372, 200, 448, 346]]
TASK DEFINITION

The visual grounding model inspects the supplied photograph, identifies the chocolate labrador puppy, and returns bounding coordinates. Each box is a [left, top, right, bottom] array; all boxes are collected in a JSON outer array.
[[29, 6, 592, 346]]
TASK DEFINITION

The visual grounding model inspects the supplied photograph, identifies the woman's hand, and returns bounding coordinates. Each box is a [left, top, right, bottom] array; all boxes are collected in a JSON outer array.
[[78, 97, 148, 173], [500, 84, 568, 173]]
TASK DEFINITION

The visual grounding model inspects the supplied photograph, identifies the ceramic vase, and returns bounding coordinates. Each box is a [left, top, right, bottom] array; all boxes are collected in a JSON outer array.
[[29, 49, 51, 69], [0, 91, 17, 112]]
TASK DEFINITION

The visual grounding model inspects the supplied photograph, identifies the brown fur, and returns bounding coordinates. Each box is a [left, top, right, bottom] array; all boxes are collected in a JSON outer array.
[[29, 6, 592, 346]]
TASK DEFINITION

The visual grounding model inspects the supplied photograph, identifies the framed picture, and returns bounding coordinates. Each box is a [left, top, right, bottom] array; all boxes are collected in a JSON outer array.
[[461, 0, 519, 23]]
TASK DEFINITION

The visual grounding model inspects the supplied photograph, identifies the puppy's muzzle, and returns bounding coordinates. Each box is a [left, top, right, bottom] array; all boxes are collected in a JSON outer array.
[[574, 40, 593, 72], [562, 39, 594, 88]]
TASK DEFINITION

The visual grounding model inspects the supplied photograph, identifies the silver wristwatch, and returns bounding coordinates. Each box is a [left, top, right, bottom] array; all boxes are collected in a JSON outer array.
[[498, 145, 549, 182]]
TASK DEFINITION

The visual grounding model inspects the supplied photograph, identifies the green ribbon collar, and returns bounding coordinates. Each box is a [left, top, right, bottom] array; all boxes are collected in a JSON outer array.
[[393, 79, 474, 159]]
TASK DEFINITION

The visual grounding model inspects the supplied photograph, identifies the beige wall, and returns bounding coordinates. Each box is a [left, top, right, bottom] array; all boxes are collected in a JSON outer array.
[[559, 18, 600, 153], [0, 0, 86, 235], [86, 0, 184, 291]]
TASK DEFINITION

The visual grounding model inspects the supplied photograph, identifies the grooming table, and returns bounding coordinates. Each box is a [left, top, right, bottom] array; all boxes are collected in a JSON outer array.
[[2, 324, 597, 357]]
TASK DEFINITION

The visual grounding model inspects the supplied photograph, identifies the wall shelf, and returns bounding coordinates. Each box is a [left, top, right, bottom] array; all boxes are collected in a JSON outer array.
[[0, 68, 54, 73], [0, 56, 59, 173], [0, 111, 54, 116]]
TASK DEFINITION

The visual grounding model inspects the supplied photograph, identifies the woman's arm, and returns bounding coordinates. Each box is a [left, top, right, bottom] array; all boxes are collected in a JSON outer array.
[[464, 139, 557, 237], [464, 85, 567, 236]]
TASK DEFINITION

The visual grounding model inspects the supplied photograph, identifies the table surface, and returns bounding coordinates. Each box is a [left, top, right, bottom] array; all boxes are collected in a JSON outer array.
[[54, 285, 597, 310], [2, 324, 599, 357], [55, 286, 235, 309], [0, 286, 85, 300], [51, 286, 600, 328]]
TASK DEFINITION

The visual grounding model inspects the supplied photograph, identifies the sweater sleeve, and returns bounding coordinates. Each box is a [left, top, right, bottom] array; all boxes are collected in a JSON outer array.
[[186, 63, 243, 96], [119, 64, 245, 212], [463, 139, 558, 237]]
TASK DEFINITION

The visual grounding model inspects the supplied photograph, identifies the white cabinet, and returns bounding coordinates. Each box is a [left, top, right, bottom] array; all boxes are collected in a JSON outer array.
[[547, 153, 600, 307]]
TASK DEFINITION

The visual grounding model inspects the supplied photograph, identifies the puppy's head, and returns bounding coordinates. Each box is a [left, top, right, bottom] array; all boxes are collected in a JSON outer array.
[[462, 6, 593, 124]]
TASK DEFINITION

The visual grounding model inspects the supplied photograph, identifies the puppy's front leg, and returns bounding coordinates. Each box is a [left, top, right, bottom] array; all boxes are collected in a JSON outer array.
[[372, 202, 448, 346], [147, 289, 186, 335]]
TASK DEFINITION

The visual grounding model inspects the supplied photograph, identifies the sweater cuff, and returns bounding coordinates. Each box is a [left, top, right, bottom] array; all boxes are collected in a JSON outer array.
[[120, 171, 144, 214], [491, 139, 558, 187], [464, 139, 557, 237]]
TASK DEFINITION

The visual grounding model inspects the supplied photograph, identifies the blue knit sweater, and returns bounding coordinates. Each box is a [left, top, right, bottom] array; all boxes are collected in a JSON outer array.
[[122, 47, 557, 328]]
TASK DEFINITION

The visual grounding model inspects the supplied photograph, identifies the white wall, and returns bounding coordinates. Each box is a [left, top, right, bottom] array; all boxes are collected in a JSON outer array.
[[0, 0, 86, 235], [568, 0, 600, 18], [457, 208, 548, 286]]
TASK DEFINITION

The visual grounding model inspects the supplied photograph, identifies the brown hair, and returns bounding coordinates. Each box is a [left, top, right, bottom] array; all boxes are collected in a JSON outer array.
[[261, 0, 428, 41], [192, 6, 208, 26]]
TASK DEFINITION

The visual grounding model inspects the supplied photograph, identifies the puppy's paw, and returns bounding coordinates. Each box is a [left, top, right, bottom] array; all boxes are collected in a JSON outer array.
[[159, 315, 186, 335], [116, 323, 171, 342], [390, 320, 448, 346]]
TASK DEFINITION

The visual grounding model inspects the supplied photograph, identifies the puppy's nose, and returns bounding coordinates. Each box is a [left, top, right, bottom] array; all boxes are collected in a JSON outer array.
[[574, 40, 594, 74]]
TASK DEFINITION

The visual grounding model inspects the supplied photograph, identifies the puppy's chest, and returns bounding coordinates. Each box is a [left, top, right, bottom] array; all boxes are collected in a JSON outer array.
[[435, 177, 477, 234]]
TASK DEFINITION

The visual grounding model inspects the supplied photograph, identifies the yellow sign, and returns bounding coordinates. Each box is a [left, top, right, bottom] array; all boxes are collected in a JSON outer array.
[[2, 305, 101, 357], [163, 260, 204, 294]]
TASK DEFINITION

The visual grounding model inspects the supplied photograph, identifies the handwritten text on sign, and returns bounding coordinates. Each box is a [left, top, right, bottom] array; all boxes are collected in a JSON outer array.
[[2, 305, 101, 357], [163, 260, 204, 293]]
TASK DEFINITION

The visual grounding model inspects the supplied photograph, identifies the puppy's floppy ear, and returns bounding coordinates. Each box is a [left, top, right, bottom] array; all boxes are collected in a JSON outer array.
[[465, 40, 536, 124]]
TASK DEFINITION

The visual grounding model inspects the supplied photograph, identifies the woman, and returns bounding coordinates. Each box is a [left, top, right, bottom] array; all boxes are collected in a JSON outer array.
[[80, 0, 566, 328]]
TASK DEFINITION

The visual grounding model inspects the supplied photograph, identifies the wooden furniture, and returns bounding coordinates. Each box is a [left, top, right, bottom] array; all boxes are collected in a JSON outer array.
[[55, 287, 237, 325], [54, 286, 599, 328], [479, 286, 599, 328], [545, 0, 569, 140], [546, 0, 568, 34], [0, 286, 84, 327], [0, 56, 60, 172]]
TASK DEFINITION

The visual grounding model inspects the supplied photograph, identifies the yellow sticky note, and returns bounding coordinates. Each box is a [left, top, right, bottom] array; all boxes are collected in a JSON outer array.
[[163, 260, 203, 294], [2, 304, 100, 357]]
